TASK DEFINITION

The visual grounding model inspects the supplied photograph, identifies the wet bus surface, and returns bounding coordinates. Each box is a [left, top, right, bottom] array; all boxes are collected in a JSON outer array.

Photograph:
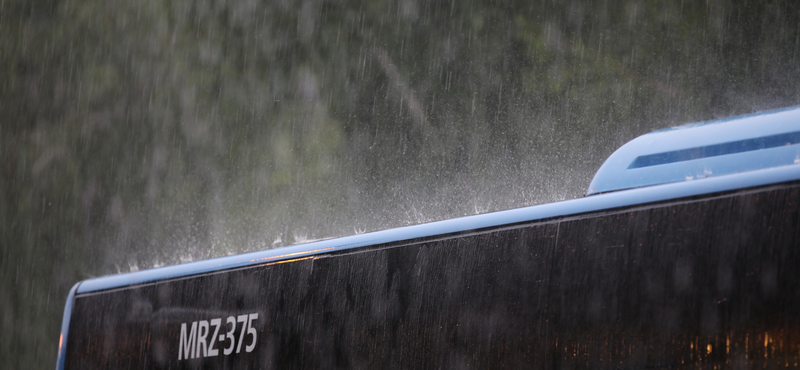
[[58, 106, 800, 369]]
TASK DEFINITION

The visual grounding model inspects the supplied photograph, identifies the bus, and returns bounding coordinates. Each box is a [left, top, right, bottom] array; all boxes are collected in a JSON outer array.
[[57, 106, 800, 369]]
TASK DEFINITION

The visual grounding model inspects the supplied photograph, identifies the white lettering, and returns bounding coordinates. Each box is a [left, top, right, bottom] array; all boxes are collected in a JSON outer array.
[[235, 315, 248, 353], [196, 320, 209, 358], [245, 313, 258, 353], [179, 322, 197, 360], [178, 313, 259, 361], [208, 318, 221, 357], [224, 316, 236, 355]]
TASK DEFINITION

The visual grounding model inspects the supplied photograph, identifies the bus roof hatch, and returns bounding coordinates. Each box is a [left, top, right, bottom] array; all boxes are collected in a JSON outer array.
[[587, 106, 800, 195]]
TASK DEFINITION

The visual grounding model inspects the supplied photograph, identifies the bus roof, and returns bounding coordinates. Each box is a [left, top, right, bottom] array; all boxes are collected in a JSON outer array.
[[57, 106, 800, 369], [74, 106, 800, 294]]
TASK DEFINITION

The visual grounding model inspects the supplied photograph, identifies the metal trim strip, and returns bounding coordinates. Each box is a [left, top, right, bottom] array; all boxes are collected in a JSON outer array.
[[55, 283, 80, 370]]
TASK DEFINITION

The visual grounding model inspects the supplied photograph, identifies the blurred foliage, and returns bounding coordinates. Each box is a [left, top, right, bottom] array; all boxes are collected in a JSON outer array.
[[1, 0, 799, 368]]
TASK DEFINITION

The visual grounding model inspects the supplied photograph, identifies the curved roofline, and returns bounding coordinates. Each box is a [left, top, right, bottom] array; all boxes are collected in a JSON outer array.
[[56, 283, 79, 370], [76, 163, 800, 294]]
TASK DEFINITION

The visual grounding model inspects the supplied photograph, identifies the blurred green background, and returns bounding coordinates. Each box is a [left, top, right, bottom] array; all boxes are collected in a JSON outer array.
[[2, 0, 799, 368]]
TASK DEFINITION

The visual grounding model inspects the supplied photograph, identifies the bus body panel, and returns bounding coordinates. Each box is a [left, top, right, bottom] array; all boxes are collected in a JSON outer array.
[[64, 182, 800, 369], [57, 107, 800, 369]]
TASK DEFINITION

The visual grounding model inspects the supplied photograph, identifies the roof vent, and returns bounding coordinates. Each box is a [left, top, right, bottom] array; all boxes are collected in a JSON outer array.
[[587, 106, 800, 195]]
